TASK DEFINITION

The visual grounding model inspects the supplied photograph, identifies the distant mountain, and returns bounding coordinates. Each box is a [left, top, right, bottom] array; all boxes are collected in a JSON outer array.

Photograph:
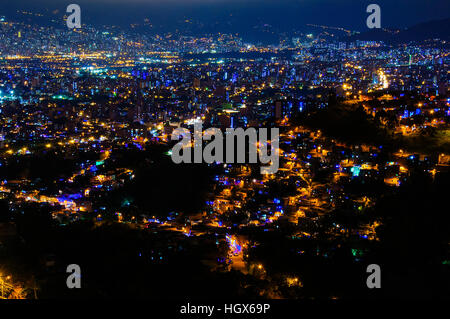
[[343, 18, 450, 43], [396, 18, 450, 42]]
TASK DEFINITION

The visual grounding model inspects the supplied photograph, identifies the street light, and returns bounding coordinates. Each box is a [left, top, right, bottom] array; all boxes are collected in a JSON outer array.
[[0, 273, 4, 298], [0, 273, 12, 299]]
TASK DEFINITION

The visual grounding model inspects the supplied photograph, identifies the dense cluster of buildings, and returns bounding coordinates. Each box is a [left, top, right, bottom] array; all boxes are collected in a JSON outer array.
[[0, 13, 448, 298]]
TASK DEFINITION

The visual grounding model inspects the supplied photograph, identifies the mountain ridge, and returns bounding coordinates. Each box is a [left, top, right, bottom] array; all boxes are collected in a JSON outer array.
[[342, 18, 450, 43]]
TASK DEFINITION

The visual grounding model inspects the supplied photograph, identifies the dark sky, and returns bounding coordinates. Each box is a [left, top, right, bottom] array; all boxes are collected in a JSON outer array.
[[1, 0, 449, 32]]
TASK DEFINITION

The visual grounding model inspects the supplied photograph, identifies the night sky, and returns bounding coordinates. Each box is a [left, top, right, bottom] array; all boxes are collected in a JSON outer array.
[[0, 0, 449, 32]]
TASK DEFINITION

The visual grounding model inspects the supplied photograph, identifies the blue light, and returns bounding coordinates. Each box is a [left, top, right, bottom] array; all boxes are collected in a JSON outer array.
[[351, 166, 361, 177]]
